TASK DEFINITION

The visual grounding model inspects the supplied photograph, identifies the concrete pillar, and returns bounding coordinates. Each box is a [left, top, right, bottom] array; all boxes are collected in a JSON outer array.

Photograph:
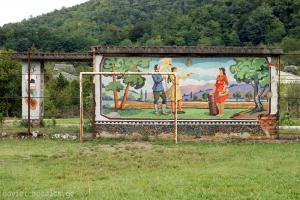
[[93, 54, 106, 121], [267, 56, 280, 115], [258, 56, 280, 139], [22, 61, 44, 122]]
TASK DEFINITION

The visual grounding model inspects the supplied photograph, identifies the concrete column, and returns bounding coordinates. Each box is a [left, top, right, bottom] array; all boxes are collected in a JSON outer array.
[[93, 55, 106, 121], [267, 56, 280, 115], [258, 56, 280, 139], [22, 61, 44, 122]]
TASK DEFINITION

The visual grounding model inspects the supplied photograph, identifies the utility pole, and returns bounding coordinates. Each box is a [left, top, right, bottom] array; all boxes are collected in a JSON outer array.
[[27, 51, 31, 135]]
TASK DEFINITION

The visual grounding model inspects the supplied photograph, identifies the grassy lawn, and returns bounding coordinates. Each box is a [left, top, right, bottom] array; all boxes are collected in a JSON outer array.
[[0, 139, 299, 199], [103, 108, 247, 119], [43, 118, 80, 126], [1, 118, 80, 135]]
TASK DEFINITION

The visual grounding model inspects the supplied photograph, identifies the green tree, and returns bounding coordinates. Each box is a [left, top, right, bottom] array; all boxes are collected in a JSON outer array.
[[102, 58, 125, 109], [0, 113, 4, 132], [102, 57, 150, 109], [245, 91, 254, 101], [129, 23, 151, 42], [202, 92, 209, 101], [145, 36, 164, 46], [238, 3, 275, 45], [285, 82, 300, 117], [119, 58, 150, 109], [265, 18, 286, 44], [199, 37, 212, 46], [0, 50, 22, 117], [281, 37, 300, 52], [119, 39, 133, 46], [1, 0, 300, 50], [233, 91, 242, 102], [139, 89, 144, 101], [105, 81, 124, 106], [56, 73, 69, 90], [230, 58, 269, 112]]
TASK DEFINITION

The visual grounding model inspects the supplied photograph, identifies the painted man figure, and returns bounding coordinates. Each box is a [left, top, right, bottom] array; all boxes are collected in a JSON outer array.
[[152, 64, 168, 115]]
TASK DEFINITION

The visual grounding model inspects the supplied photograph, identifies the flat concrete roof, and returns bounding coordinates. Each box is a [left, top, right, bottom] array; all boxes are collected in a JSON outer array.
[[11, 46, 283, 62], [11, 53, 92, 62], [91, 46, 283, 57]]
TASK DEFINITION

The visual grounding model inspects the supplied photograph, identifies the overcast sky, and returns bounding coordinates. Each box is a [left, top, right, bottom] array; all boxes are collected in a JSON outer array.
[[0, 0, 89, 26]]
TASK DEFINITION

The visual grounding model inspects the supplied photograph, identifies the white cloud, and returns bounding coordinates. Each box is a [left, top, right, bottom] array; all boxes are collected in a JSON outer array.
[[180, 78, 215, 86], [0, 0, 89, 26]]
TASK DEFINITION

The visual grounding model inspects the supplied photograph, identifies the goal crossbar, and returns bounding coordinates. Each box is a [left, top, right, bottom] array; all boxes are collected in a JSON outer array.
[[79, 72, 178, 144]]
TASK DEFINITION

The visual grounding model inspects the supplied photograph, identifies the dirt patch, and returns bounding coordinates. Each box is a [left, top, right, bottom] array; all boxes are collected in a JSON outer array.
[[91, 142, 154, 152], [230, 109, 269, 119], [116, 142, 153, 149]]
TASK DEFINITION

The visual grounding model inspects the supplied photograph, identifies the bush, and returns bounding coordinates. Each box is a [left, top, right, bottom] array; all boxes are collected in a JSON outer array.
[[141, 133, 150, 142], [0, 113, 4, 126], [51, 117, 56, 127], [84, 118, 93, 132], [20, 120, 29, 128], [39, 119, 45, 127], [280, 112, 295, 126]]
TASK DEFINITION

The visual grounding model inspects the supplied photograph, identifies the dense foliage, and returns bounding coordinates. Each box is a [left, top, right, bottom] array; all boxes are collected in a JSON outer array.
[[0, 51, 21, 117], [280, 82, 300, 119], [0, 0, 300, 52], [44, 63, 92, 118], [0, 51, 92, 118]]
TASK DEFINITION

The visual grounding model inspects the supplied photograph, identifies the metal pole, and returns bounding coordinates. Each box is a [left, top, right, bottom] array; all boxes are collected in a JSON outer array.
[[80, 72, 176, 76], [27, 51, 31, 135], [278, 56, 281, 138], [91, 48, 96, 138], [174, 74, 178, 144], [79, 73, 83, 143]]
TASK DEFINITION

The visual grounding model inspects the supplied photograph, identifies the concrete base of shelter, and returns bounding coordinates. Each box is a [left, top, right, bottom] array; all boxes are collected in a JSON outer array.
[[94, 124, 270, 138]]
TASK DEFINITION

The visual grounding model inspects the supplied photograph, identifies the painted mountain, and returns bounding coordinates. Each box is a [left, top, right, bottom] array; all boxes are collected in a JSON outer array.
[[182, 82, 269, 102]]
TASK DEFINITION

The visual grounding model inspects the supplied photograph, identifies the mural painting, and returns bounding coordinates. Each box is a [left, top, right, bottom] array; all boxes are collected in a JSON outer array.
[[25, 66, 38, 110], [99, 57, 271, 120], [22, 62, 43, 120]]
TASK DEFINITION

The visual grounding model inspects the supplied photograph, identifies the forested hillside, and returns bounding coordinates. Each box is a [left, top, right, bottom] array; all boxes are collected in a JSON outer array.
[[0, 0, 300, 52]]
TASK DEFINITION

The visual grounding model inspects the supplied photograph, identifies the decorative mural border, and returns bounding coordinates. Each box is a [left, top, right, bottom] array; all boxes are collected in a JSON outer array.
[[94, 120, 260, 126], [96, 56, 276, 121], [91, 47, 281, 140]]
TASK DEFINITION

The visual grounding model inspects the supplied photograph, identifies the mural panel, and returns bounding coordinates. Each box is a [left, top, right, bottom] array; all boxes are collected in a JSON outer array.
[[22, 62, 44, 120], [98, 57, 271, 120]]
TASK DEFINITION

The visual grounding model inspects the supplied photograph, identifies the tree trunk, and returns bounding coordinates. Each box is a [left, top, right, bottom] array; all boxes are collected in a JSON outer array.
[[252, 82, 266, 112], [120, 83, 131, 110], [297, 100, 299, 118], [5, 99, 9, 117], [111, 64, 119, 109]]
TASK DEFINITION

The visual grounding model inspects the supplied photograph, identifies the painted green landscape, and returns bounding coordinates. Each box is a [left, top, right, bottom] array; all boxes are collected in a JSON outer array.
[[103, 108, 247, 119], [100, 57, 270, 120]]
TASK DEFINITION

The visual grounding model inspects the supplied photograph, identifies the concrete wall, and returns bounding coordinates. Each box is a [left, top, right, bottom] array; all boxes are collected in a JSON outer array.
[[22, 61, 44, 121], [93, 55, 280, 138]]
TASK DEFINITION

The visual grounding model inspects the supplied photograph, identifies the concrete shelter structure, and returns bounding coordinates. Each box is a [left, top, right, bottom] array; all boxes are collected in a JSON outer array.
[[13, 46, 283, 139]]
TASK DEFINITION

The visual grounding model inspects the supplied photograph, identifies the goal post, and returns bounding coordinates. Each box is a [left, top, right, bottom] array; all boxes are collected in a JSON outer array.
[[79, 71, 178, 144]]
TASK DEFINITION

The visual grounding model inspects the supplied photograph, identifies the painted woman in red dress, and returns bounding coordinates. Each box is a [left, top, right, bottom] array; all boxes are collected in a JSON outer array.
[[214, 68, 229, 117]]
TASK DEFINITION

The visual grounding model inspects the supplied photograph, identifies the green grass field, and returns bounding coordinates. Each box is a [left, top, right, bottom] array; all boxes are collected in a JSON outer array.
[[103, 108, 247, 119], [1, 118, 80, 134], [0, 139, 299, 199]]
